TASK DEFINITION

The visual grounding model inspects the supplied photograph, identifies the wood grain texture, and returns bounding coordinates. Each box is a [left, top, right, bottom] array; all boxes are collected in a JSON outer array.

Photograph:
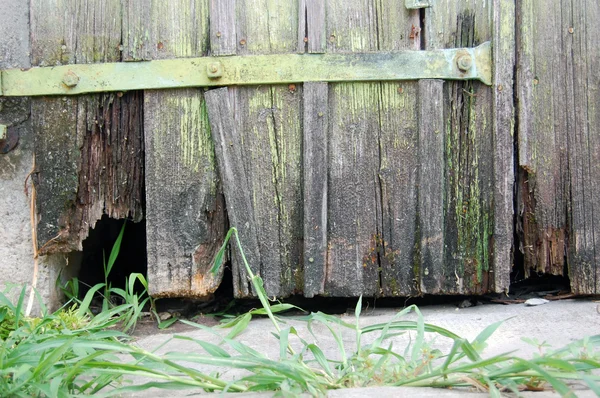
[[517, 0, 599, 294], [298, 0, 326, 53], [425, 1, 497, 293], [125, 0, 225, 297], [491, 0, 515, 293], [303, 82, 328, 297], [205, 87, 262, 297], [207, 0, 303, 297], [31, 0, 144, 254], [323, 0, 420, 296], [418, 80, 445, 293], [209, 0, 236, 55]]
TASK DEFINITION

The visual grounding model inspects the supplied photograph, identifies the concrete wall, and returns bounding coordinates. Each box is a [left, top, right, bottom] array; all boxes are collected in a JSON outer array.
[[0, 0, 68, 312]]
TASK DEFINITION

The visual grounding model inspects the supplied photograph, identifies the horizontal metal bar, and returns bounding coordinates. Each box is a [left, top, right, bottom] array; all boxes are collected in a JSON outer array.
[[0, 42, 491, 97]]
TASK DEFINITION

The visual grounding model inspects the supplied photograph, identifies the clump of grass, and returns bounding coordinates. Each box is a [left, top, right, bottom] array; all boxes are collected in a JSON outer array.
[[1, 226, 599, 397]]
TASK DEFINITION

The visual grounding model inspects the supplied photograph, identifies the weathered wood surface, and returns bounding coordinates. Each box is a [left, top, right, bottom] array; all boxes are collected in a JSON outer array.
[[424, 0, 510, 294], [517, 0, 599, 294], [31, 0, 144, 254], [302, 82, 328, 297], [124, 0, 226, 297], [205, 87, 262, 296], [322, 1, 421, 296], [417, 80, 445, 293], [491, 0, 515, 294], [206, 0, 303, 297]]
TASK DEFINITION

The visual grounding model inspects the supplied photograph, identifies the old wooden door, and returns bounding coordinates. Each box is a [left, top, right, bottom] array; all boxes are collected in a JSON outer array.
[[25, 0, 516, 299], [202, 0, 514, 298]]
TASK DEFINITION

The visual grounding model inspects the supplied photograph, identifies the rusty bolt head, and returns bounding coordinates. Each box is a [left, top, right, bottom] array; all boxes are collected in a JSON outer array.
[[239, 39, 246, 46], [62, 70, 80, 87], [288, 83, 296, 92], [568, 27, 574, 34], [456, 54, 473, 72], [207, 62, 223, 79]]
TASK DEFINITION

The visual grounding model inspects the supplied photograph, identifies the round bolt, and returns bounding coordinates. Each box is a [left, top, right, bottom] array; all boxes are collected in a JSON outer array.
[[456, 54, 473, 72], [568, 27, 574, 34], [207, 62, 223, 79], [62, 71, 80, 87], [239, 39, 246, 45], [309, 257, 314, 263]]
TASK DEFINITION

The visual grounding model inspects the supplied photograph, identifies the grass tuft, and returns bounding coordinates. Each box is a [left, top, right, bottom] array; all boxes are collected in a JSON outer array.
[[0, 226, 598, 396]]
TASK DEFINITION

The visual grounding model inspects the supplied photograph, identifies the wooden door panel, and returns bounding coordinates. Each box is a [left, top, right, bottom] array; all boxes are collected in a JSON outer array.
[[124, 0, 225, 298], [517, 0, 600, 294]]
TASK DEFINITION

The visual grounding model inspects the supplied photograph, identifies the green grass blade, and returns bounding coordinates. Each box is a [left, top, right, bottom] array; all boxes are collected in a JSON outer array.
[[106, 222, 126, 277], [76, 283, 105, 318], [210, 228, 235, 274], [307, 344, 334, 378], [173, 336, 230, 358]]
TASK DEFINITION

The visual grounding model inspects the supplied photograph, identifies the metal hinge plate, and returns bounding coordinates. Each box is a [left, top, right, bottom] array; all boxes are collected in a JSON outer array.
[[0, 42, 491, 97]]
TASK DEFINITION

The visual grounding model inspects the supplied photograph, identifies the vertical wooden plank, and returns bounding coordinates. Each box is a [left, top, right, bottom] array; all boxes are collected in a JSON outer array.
[[324, 0, 419, 296], [205, 88, 262, 296], [425, 1, 496, 293], [376, 3, 421, 296], [31, 0, 144, 254], [303, 82, 328, 297], [569, 0, 600, 294], [324, 0, 379, 296], [298, 0, 326, 53], [491, 0, 515, 293], [518, 0, 600, 293], [418, 80, 445, 293], [207, 0, 303, 297], [125, 0, 225, 297], [517, 0, 600, 294], [516, 0, 568, 280], [209, 0, 236, 56]]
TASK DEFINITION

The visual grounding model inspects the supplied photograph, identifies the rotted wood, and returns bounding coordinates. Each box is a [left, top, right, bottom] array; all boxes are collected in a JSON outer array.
[[125, 0, 226, 298], [517, 0, 599, 294], [31, 0, 144, 254], [425, 0, 503, 294], [206, 0, 303, 298]]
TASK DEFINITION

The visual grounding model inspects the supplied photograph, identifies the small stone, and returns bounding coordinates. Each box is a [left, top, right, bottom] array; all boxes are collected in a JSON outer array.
[[458, 299, 473, 308], [524, 298, 549, 306], [158, 311, 172, 321]]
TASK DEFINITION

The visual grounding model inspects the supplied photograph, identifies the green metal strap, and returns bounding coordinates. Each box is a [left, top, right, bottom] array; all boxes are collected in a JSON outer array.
[[0, 42, 491, 97]]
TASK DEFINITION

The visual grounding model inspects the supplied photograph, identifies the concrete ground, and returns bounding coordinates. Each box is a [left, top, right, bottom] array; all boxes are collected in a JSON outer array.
[[124, 299, 600, 397]]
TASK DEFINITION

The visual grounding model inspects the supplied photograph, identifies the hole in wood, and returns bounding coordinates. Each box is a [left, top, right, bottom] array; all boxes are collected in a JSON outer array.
[[74, 215, 147, 303]]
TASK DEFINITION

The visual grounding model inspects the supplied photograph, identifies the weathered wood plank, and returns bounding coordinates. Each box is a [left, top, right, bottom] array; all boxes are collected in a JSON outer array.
[[125, 0, 225, 297], [303, 82, 328, 297], [569, 0, 600, 294], [207, 0, 303, 297], [298, 0, 326, 53], [210, 0, 236, 56], [205, 88, 262, 297], [425, 1, 496, 293], [491, 0, 515, 293], [516, 0, 568, 280], [375, 3, 420, 296], [324, 0, 379, 296], [31, 0, 144, 254], [418, 80, 445, 293], [517, 0, 600, 294], [323, 0, 420, 296]]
